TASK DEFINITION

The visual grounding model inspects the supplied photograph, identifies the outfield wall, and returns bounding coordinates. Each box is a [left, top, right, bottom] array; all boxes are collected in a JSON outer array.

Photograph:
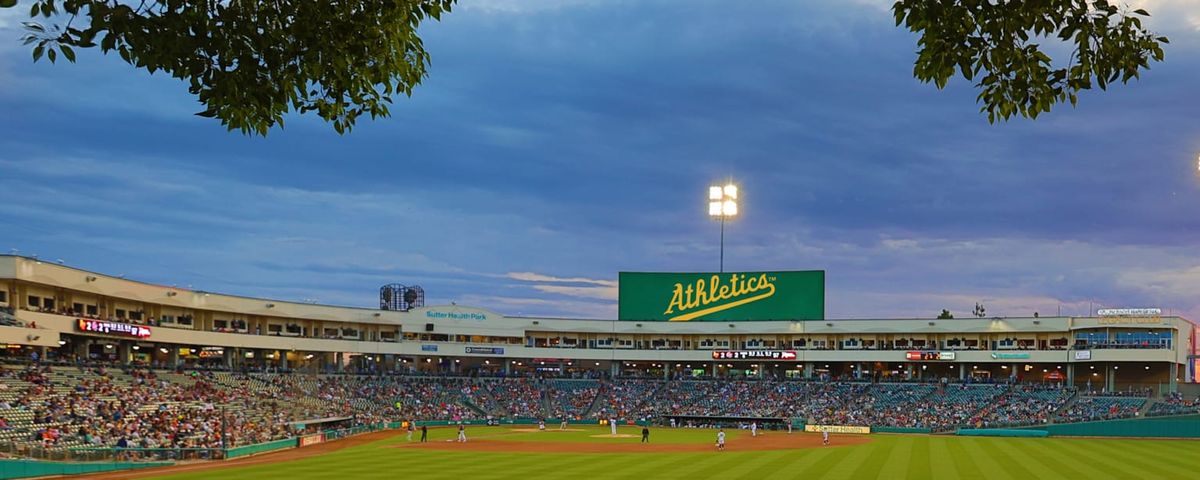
[[0, 459, 172, 479], [1026, 414, 1200, 438]]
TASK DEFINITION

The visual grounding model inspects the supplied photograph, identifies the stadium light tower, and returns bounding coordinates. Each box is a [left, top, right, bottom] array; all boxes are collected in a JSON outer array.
[[708, 183, 738, 272]]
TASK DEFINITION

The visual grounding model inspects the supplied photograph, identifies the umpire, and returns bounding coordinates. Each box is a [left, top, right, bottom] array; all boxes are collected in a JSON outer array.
[[641, 426, 650, 443]]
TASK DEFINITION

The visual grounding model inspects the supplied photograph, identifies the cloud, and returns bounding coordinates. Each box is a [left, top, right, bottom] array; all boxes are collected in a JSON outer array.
[[0, 0, 1199, 321], [506, 272, 616, 286]]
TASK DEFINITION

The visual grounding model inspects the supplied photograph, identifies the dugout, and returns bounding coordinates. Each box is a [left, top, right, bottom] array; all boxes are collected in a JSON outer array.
[[285, 415, 355, 435], [663, 415, 789, 430]]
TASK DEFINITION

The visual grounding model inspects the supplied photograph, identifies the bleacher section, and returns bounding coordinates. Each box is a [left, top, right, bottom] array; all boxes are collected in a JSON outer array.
[[1, 361, 1163, 461]]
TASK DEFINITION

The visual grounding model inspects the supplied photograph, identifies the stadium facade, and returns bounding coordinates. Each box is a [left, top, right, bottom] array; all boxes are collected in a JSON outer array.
[[0, 255, 1195, 393]]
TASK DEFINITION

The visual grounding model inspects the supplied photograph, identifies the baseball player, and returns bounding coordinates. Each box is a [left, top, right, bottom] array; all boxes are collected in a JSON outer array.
[[750, 421, 757, 437], [609, 417, 617, 436], [457, 424, 467, 443], [716, 428, 726, 451], [406, 421, 414, 442], [669, 418, 677, 428], [786, 417, 793, 434], [538, 419, 546, 431], [822, 428, 829, 446], [560, 414, 569, 430]]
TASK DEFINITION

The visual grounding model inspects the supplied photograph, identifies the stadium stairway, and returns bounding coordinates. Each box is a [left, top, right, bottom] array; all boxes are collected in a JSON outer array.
[[580, 384, 604, 419], [459, 392, 491, 418], [1048, 390, 1081, 424]]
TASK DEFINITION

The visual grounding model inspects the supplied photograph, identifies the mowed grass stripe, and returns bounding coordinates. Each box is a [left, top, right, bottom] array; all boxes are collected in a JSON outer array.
[[816, 436, 879, 479], [1037, 439, 1147, 480], [1002, 438, 1093, 480], [848, 433, 896, 480], [147, 429, 1200, 480], [1096, 437, 1200, 474], [1043, 439, 1170, 479], [903, 436, 932, 480], [962, 437, 1022, 480], [730, 449, 794, 479], [944, 435, 990, 480], [762, 446, 828, 480], [976, 438, 1043, 480], [646, 450, 724, 479], [664, 452, 749, 480], [928, 436, 962, 480], [1073, 439, 1190, 479]]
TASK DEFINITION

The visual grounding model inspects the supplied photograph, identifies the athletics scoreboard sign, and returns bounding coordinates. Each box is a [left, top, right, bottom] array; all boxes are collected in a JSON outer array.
[[711, 350, 797, 361], [618, 271, 825, 321], [76, 319, 151, 338]]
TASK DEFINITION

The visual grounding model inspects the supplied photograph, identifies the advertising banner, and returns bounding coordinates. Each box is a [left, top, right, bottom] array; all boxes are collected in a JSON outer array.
[[804, 425, 871, 434]]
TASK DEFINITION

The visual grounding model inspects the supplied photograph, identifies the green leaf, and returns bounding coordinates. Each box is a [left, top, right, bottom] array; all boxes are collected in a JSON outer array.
[[0, 0, 18, 8], [60, 45, 75, 63]]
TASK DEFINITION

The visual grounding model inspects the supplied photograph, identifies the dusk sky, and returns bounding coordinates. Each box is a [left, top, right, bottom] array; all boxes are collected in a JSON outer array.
[[2, 1, 1200, 320]]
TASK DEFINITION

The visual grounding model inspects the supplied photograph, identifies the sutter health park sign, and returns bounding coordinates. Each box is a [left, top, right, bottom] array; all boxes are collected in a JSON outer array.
[[618, 271, 824, 321]]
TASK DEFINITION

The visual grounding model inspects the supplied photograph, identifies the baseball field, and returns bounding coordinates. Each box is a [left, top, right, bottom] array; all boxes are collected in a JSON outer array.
[[79, 425, 1200, 480]]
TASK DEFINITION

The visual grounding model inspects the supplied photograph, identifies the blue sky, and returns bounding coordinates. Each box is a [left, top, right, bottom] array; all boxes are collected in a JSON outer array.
[[2, 0, 1200, 320]]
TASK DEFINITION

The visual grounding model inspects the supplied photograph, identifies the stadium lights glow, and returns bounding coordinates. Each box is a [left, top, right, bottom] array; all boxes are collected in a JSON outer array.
[[708, 182, 739, 272]]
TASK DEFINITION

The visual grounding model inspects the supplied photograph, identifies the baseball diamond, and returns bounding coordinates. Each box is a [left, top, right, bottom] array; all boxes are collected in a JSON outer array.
[[0, 256, 1199, 479]]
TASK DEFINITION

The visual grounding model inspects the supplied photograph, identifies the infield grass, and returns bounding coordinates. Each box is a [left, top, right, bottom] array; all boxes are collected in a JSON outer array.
[[149, 426, 1200, 480]]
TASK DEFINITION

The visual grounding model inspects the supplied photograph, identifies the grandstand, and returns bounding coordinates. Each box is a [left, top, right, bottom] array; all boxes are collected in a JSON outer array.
[[0, 254, 1197, 465]]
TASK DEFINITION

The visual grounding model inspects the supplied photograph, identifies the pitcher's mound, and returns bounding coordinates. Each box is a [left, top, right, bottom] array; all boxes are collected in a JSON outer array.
[[589, 434, 639, 438]]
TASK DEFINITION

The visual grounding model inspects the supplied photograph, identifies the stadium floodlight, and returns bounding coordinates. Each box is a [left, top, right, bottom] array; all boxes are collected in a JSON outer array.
[[708, 182, 739, 272]]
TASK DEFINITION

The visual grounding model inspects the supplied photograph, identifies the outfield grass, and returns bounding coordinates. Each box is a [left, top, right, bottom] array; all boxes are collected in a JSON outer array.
[[151, 426, 1200, 480]]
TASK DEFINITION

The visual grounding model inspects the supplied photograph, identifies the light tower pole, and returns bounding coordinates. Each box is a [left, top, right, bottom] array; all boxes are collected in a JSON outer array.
[[708, 183, 738, 272]]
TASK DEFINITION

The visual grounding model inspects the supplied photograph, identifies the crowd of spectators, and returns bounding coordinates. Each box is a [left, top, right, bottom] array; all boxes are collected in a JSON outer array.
[[4, 359, 1189, 460], [1057, 395, 1146, 423], [546, 380, 600, 420], [1147, 392, 1200, 417]]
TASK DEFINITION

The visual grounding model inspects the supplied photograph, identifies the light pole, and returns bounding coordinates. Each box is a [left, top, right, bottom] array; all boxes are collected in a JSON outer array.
[[708, 183, 738, 272]]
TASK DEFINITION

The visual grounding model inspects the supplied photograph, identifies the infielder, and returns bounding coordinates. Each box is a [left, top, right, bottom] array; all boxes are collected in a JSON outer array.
[[538, 419, 546, 431], [822, 428, 829, 446], [786, 417, 793, 434], [609, 417, 617, 436], [716, 428, 726, 451], [406, 421, 414, 442], [560, 415, 568, 430], [750, 421, 757, 437], [457, 424, 467, 443]]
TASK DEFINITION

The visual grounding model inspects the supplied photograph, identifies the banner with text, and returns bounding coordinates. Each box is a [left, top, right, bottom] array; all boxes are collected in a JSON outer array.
[[618, 271, 824, 321], [804, 425, 871, 434]]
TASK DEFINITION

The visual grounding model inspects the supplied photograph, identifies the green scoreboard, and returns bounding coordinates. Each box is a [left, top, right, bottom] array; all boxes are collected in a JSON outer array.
[[618, 271, 825, 321]]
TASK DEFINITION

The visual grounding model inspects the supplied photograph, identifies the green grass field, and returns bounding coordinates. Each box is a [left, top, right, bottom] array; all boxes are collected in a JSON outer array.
[[150, 426, 1200, 480]]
